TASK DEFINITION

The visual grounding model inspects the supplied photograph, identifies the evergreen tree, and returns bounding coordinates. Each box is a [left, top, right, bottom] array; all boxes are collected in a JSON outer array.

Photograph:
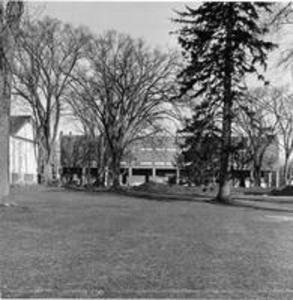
[[177, 102, 221, 186], [177, 101, 246, 187], [174, 2, 276, 202]]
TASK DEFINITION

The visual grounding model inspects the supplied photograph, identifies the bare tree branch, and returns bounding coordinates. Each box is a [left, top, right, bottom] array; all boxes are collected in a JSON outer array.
[[12, 16, 88, 183], [68, 31, 179, 188]]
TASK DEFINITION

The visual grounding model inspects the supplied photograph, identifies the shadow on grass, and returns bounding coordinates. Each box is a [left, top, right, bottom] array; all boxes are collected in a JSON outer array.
[[206, 198, 293, 214], [62, 186, 293, 213], [116, 190, 212, 202], [62, 185, 212, 202], [43, 186, 111, 195], [235, 195, 293, 204]]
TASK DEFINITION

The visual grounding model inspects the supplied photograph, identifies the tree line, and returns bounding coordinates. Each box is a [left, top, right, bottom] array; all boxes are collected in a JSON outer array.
[[11, 15, 179, 188], [1, 1, 293, 203], [177, 87, 293, 188]]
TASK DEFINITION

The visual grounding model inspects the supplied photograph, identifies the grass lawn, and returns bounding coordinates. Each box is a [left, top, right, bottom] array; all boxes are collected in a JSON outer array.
[[1, 188, 293, 298]]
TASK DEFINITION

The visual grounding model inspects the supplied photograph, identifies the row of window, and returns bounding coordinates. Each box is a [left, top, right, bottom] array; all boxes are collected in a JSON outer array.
[[121, 161, 173, 166], [139, 147, 177, 152]]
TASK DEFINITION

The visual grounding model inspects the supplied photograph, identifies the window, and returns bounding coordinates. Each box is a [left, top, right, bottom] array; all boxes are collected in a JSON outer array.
[[154, 162, 165, 166], [140, 162, 152, 166]]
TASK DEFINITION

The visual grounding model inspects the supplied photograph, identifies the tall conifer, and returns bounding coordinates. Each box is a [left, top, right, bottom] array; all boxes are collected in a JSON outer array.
[[174, 2, 276, 202]]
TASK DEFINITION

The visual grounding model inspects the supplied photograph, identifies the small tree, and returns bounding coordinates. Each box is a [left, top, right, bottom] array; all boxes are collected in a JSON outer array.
[[174, 3, 276, 202], [0, 0, 23, 201]]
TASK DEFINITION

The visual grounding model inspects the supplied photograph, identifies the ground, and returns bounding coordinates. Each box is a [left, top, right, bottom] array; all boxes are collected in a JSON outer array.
[[1, 188, 293, 298]]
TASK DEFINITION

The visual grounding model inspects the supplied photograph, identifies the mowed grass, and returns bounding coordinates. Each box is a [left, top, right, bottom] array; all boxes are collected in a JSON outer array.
[[1, 189, 293, 298]]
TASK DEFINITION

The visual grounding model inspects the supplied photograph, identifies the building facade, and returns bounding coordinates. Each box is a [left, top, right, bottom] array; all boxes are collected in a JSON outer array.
[[59, 133, 280, 187], [10, 116, 38, 184], [59, 134, 180, 186], [121, 136, 179, 185]]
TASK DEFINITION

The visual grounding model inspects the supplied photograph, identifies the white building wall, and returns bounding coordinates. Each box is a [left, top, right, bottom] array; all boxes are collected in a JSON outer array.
[[17, 123, 34, 140], [10, 122, 38, 184]]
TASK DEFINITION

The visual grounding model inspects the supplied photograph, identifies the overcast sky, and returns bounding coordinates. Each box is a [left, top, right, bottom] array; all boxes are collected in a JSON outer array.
[[34, 2, 293, 85], [35, 2, 191, 50]]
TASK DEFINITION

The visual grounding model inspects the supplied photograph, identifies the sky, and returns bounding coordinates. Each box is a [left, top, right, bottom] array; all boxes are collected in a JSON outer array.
[[33, 1, 293, 85], [33, 1, 191, 50]]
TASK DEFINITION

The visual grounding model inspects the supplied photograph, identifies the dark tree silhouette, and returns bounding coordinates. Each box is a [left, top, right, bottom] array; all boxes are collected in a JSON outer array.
[[174, 2, 276, 202], [177, 102, 222, 186], [0, 1, 23, 201]]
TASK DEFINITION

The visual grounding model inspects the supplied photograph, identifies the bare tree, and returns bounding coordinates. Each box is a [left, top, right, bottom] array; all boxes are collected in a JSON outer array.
[[68, 31, 178, 188], [60, 134, 107, 186], [264, 87, 293, 185], [235, 88, 279, 186], [12, 17, 88, 184], [0, 0, 23, 201]]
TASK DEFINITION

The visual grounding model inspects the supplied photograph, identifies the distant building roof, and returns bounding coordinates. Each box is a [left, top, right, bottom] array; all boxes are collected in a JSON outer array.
[[10, 115, 32, 136]]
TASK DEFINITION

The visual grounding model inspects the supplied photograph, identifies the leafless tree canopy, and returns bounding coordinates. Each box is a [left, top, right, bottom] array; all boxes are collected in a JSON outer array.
[[68, 31, 179, 187], [12, 17, 89, 182], [263, 87, 293, 184], [235, 88, 279, 186]]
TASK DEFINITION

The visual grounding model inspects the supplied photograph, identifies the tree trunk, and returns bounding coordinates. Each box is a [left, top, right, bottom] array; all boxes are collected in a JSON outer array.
[[112, 164, 120, 189], [283, 155, 290, 185], [37, 144, 44, 184], [0, 79, 10, 201], [217, 6, 233, 203], [253, 165, 262, 187], [43, 161, 53, 185], [98, 135, 105, 187], [217, 102, 232, 203], [43, 150, 53, 185], [0, 5, 10, 201], [0, 2, 24, 202], [111, 153, 121, 190]]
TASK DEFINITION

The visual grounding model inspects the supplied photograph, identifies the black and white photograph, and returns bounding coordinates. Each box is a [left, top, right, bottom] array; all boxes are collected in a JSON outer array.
[[1, 0, 293, 298]]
